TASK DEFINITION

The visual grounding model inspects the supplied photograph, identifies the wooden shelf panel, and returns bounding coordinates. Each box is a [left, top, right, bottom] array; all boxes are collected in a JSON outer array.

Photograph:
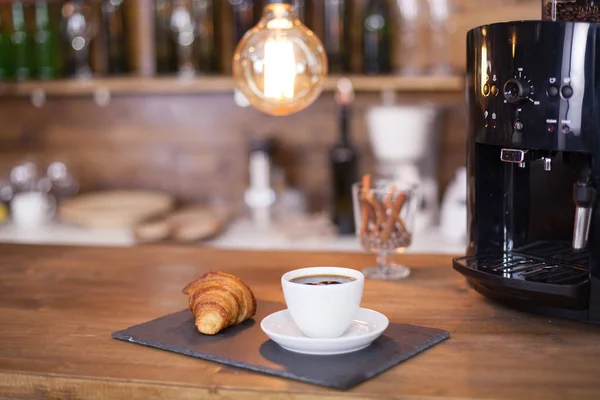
[[0, 76, 235, 97], [324, 75, 464, 92], [0, 75, 464, 97]]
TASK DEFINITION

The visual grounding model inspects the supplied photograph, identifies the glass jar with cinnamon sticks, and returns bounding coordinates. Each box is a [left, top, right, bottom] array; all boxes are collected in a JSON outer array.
[[352, 174, 419, 280]]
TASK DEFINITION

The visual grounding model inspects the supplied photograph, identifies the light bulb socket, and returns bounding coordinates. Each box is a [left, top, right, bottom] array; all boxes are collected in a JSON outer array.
[[266, 0, 293, 4]]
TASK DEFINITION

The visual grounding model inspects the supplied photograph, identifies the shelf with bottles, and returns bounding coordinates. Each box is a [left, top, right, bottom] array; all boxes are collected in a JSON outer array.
[[0, 0, 130, 82], [0, 74, 463, 98], [0, 1, 457, 88]]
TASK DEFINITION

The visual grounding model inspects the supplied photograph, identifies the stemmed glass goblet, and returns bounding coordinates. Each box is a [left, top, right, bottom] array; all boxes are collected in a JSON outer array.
[[170, 0, 198, 78], [61, 1, 96, 79]]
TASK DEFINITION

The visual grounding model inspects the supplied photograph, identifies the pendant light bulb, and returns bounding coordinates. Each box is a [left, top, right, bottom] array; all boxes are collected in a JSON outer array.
[[232, 1, 328, 116]]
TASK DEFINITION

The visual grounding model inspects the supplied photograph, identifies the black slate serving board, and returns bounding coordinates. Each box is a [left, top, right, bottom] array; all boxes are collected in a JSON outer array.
[[111, 300, 449, 390]]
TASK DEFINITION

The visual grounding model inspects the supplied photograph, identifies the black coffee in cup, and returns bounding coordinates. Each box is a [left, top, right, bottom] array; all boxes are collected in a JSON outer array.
[[290, 274, 356, 286]]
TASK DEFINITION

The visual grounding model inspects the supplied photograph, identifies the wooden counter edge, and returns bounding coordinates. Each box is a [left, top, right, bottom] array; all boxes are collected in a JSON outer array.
[[0, 370, 468, 400]]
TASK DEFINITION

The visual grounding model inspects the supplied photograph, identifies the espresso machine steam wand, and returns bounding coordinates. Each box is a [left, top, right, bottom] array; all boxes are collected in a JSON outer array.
[[573, 177, 596, 250]]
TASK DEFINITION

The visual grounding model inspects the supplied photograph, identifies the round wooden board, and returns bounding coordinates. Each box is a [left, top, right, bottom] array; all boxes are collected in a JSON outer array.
[[58, 190, 175, 229]]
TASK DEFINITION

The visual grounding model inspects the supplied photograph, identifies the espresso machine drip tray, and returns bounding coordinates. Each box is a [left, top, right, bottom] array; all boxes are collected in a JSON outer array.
[[515, 242, 589, 267], [455, 243, 588, 284], [453, 241, 590, 313]]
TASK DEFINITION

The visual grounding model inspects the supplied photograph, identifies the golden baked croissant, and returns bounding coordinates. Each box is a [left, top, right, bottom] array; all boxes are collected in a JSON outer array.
[[182, 271, 257, 335]]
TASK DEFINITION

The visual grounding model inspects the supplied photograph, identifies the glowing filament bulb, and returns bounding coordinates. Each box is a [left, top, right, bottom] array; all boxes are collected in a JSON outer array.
[[264, 37, 296, 99], [232, 2, 328, 116]]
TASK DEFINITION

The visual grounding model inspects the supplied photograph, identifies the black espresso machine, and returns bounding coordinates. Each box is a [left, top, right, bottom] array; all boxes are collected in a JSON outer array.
[[453, 20, 600, 323]]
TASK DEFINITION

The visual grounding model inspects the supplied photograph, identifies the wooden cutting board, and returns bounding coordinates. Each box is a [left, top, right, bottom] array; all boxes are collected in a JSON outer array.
[[133, 204, 230, 243], [58, 190, 175, 229]]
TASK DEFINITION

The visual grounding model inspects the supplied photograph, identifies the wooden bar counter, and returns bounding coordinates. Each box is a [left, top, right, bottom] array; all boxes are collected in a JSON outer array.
[[1, 243, 599, 399]]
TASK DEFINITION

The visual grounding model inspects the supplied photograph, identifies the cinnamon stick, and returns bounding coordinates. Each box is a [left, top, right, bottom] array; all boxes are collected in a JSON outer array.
[[359, 199, 370, 234], [359, 174, 372, 234], [381, 192, 407, 240], [366, 192, 385, 233], [361, 174, 372, 191], [378, 185, 395, 238]]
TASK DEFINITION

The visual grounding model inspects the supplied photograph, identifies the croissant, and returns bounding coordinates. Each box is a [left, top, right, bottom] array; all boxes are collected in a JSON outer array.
[[182, 271, 257, 335]]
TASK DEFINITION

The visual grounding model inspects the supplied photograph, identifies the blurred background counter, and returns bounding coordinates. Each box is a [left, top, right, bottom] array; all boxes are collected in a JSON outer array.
[[0, 219, 464, 253], [0, 0, 541, 254]]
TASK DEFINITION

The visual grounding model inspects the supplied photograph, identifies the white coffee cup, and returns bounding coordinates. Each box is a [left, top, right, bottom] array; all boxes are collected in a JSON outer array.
[[281, 266, 364, 339], [10, 192, 56, 228]]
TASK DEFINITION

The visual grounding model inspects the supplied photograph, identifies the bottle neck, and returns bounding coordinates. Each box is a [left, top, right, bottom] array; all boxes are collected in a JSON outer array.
[[36, 3, 50, 31], [266, 0, 293, 5], [12, 3, 25, 32], [339, 105, 350, 145]]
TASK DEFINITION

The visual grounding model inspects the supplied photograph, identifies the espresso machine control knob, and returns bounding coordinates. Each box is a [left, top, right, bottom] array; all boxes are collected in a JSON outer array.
[[503, 79, 531, 104]]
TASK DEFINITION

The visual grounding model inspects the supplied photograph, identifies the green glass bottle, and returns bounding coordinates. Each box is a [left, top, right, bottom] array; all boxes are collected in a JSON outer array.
[[11, 1, 35, 81], [0, 6, 12, 80], [34, 0, 61, 80], [362, 0, 392, 75]]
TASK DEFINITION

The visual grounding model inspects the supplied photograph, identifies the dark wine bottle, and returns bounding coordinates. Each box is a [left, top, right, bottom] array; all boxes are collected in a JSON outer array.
[[362, 0, 391, 74], [155, 0, 177, 74], [329, 80, 359, 235], [0, 5, 11, 80], [34, 0, 61, 80], [193, 0, 218, 73], [230, 0, 256, 45], [323, 0, 351, 73], [101, 0, 128, 74], [11, 1, 35, 81]]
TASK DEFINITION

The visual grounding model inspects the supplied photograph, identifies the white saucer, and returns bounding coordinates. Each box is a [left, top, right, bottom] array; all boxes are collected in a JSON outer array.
[[260, 308, 389, 355]]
